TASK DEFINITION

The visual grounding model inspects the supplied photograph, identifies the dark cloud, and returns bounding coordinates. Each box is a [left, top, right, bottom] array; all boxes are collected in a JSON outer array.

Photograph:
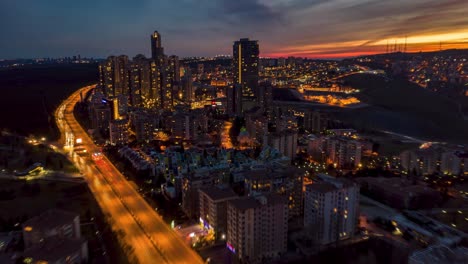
[[0, 0, 467, 58], [218, 0, 285, 26]]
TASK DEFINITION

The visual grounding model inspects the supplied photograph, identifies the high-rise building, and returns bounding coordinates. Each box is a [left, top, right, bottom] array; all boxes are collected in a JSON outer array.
[[233, 38, 259, 98], [109, 119, 129, 146], [441, 151, 467, 175], [149, 60, 165, 109], [98, 55, 130, 98], [269, 130, 298, 160], [227, 194, 288, 263], [304, 111, 330, 133], [182, 67, 194, 102], [182, 170, 222, 219], [226, 84, 243, 116], [130, 54, 151, 107], [243, 164, 305, 218], [257, 81, 273, 113], [151, 31, 164, 61], [327, 138, 362, 169], [304, 174, 359, 246], [131, 110, 157, 143], [166, 55, 180, 107], [199, 186, 238, 241]]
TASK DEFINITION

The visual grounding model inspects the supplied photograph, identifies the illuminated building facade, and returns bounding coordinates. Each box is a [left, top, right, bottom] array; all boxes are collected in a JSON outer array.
[[130, 54, 151, 107], [233, 38, 259, 98], [243, 164, 305, 218], [227, 195, 288, 263], [199, 186, 238, 241], [182, 67, 194, 102], [151, 31, 164, 61], [226, 84, 243, 116], [109, 118, 129, 145], [256, 81, 273, 113], [304, 174, 359, 246], [98, 55, 130, 98]]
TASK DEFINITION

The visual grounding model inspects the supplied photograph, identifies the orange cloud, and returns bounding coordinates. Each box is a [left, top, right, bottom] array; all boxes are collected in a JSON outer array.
[[264, 30, 468, 58]]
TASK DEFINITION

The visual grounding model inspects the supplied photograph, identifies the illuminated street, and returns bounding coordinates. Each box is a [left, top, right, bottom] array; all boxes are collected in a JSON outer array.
[[220, 121, 233, 149], [55, 85, 204, 264]]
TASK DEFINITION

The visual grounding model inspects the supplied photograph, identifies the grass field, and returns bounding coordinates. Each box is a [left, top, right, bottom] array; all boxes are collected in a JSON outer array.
[[0, 64, 98, 140], [337, 74, 468, 144]]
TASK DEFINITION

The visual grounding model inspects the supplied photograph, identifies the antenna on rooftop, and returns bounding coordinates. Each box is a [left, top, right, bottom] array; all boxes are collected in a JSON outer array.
[[404, 36, 407, 53]]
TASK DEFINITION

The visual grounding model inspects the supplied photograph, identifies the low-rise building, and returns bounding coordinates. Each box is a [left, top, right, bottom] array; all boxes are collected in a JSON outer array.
[[23, 237, 88, 264], [22, 209, 88, 264], [22, 209, 81, 248]]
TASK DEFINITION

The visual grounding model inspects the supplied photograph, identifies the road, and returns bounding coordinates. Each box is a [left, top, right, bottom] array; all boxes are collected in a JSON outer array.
[[55, 85, 204, 264]]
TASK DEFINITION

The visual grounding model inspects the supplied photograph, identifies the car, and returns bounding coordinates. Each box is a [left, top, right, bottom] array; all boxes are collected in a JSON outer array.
[[92, 152, 103, 160]]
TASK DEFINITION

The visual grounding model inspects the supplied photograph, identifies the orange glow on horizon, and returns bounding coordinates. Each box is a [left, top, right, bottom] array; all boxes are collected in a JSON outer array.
[[265, 30, 468, 58]]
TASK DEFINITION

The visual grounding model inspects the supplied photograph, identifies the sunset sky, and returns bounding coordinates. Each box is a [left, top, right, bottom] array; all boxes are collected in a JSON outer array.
[[1, 0, 467, 59]]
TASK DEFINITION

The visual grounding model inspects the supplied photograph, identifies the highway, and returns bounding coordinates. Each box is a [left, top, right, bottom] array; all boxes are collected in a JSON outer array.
[[55, 85, 204, 264]]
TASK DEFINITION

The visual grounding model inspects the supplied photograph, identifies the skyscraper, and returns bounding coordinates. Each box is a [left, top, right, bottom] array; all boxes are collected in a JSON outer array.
[[233, 38, 259, 98], [182, 67, 194, 102], [98, 55, 130, 98], [150, 60, 164, 109], [257, 81, 273, 113], [226, 84, 243, 116], [151, 31, 164, 61], [130, 54, 151, 107]]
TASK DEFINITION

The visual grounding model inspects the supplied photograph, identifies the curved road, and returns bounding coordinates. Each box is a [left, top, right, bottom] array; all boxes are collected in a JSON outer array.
[[55, 85, 204, 264]]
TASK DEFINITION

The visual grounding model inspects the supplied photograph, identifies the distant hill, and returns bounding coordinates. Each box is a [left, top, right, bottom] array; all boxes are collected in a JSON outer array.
[[0, 64, 98, 139], [336, 74, 468, 143], [353, 49, 468, 60]]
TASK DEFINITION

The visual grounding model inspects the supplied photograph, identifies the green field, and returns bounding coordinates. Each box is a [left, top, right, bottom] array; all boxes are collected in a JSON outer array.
[[337, 74, 468, 144]]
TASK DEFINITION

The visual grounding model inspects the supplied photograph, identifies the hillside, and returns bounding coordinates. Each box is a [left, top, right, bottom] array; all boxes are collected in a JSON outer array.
[[336, 74, 468, 143]]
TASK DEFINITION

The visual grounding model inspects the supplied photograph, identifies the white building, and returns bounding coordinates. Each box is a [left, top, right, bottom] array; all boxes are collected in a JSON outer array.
[[304, 174, 359, 246], [227, 194, 288, 263]]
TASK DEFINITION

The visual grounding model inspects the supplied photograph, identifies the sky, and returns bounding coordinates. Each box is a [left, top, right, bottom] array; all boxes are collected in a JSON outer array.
[[1, 0, 468, 59]]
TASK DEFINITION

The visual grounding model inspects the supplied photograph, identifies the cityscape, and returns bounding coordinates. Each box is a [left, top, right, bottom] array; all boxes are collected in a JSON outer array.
[[1, 1, 468, 264]]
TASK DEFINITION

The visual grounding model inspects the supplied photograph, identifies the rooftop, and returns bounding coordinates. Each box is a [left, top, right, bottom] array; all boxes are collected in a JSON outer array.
[[228, 194, 287, 211], [199, 186, 238, 201], [306, 182, 337, 193]]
